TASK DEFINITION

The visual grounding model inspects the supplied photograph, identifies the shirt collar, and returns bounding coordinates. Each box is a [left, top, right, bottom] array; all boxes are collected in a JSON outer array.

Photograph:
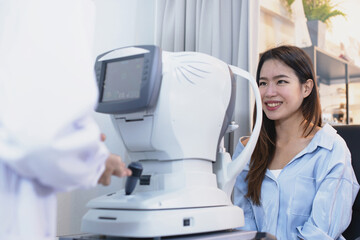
[[305, 123, 337, 152], [240, 123, 337, 172]]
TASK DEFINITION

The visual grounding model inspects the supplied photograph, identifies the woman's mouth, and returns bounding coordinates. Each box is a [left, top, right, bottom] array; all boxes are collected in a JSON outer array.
[[265, 101, 282, 111]]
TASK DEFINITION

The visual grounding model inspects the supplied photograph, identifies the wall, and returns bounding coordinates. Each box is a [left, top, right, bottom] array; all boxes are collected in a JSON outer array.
[[56, 0, 156, 236], [259, 0, 295, 52]]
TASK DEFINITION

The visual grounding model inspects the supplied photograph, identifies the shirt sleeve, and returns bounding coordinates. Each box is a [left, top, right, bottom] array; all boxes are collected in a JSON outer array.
[[0, 0, 108, 191], [234, 176, 258, 231], [297, 136, 360, 239], [233, 139, 258, 231]]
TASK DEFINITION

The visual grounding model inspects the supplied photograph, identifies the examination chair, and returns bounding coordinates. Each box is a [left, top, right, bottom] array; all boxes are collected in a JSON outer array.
[[333, 125, 360, 240]]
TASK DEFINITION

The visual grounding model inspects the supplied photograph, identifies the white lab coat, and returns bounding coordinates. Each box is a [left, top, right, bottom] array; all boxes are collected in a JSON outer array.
[[0, 0, 108, 239]]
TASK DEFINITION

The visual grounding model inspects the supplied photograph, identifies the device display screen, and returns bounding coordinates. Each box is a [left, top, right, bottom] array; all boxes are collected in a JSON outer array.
[[102, 56, 144, 102]]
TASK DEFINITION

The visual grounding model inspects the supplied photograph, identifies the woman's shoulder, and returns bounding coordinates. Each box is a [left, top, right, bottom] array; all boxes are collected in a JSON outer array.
[[319, 124, 348, 150], [312, 124, 342, 146], [313, 124, 352, 170]]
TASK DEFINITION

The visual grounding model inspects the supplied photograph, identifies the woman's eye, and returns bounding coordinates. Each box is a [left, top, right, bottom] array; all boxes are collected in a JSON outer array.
[[259, 81, 267, 86], [277, 80, 287, 84]]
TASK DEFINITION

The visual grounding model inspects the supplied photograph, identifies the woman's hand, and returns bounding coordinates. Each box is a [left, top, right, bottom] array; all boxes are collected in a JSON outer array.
[[98, 133, 132, 186]]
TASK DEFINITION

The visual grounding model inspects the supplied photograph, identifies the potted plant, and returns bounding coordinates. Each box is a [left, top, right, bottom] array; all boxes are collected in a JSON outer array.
[[282, 0, 346, 48], [302, 0, 346, 25]]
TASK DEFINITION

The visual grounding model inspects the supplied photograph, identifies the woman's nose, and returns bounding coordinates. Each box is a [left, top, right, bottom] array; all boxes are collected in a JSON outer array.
[[263, 84, 277, 97]]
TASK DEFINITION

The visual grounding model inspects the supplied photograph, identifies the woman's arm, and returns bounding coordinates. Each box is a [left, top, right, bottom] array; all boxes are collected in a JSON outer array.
[[241, 136, 250, 146], [297, 137, 359, 239]]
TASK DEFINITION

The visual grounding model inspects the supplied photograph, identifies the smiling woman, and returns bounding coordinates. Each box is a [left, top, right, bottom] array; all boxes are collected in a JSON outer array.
[[232, 45, 359, 240], [258, 59, 314, 125]]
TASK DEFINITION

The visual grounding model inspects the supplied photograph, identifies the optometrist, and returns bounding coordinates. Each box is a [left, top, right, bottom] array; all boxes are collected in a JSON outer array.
[[0, 0, 131, 239]]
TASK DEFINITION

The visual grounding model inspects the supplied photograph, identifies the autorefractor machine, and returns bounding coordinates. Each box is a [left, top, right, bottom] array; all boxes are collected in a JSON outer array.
[[81, 45, 263, 238]]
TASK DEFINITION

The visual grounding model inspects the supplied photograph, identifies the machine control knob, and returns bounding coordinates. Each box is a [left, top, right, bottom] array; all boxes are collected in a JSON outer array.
[[125, 162, 143, 195]]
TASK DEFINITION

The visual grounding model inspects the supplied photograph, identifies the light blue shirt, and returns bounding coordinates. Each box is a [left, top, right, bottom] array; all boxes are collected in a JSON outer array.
[[233, 124, 359, 240]]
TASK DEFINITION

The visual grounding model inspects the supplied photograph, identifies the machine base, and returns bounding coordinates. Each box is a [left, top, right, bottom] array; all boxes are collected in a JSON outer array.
[[81, 205, 244, 238], [60, 230, 277, 240]]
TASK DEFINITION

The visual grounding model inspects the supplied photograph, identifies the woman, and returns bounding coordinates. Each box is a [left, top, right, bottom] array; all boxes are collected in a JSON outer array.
[[233, 45, 359, 240]]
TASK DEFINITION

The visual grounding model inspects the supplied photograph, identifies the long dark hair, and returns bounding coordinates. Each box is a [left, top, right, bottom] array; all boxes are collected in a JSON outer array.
[[246, 45, 322, 205]]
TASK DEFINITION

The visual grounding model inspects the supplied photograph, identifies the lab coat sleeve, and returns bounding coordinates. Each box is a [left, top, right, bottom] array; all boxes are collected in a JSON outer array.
[[0, 0, 109, 191], [296, 136, 360, 240]]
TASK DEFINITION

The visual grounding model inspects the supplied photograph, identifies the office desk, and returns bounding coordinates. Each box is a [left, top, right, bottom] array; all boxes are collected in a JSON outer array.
[[59, 230, 276, 240]]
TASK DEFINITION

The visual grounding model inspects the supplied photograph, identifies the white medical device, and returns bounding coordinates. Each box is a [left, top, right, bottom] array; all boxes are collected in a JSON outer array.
[[81, 45, 262, 238]]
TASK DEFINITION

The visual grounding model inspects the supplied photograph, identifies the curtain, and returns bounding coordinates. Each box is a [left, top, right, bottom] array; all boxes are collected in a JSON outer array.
[[155, 0, 260, 153]]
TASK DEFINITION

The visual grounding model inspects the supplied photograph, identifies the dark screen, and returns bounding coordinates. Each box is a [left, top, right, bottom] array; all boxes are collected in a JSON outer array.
[[102, 57, 144, 102]]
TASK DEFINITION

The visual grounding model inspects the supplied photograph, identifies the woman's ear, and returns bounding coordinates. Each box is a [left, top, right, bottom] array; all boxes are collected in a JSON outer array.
[[303, 79, 314, 98]]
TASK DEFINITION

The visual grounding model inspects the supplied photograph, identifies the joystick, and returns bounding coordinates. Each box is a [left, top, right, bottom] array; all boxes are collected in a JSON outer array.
[[125, 162, 143, 195]]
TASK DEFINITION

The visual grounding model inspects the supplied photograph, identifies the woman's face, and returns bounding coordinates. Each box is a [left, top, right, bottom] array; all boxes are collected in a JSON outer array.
[[258, 59, 310, 123]]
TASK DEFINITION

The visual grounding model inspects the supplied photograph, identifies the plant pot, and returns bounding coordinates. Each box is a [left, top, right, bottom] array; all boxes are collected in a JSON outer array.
[[307, 20, 326, 49]]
